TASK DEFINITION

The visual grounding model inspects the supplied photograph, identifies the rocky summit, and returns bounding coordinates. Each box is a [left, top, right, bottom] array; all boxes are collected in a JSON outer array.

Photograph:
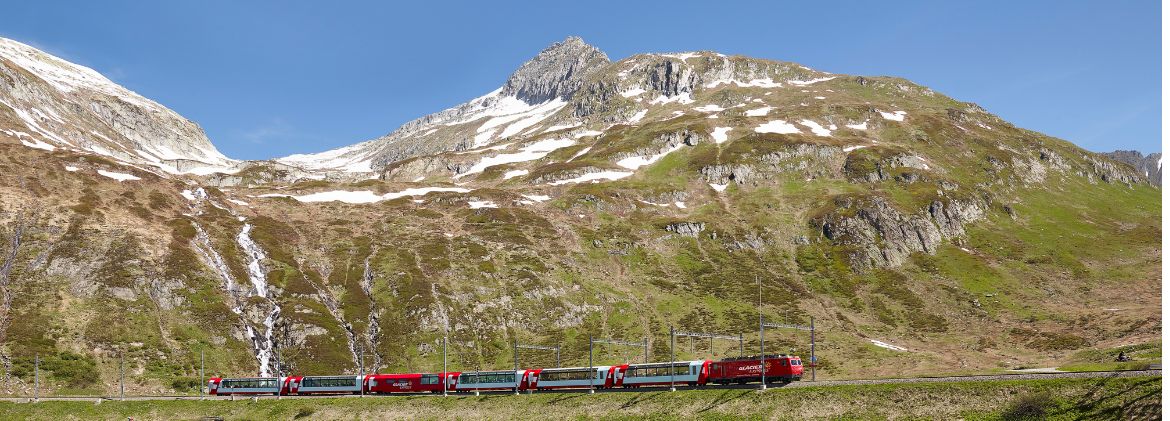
[[0, 36, 1159, 395]]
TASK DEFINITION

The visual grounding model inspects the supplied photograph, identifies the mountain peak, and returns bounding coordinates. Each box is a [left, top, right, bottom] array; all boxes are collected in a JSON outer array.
[[501, 36, 610, 104]]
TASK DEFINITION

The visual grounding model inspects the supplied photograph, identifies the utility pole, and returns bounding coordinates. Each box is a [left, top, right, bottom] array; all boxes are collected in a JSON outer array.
[[442, 335, 448, 397], [587, 335, 594, 394], [739, 334, 744, 357], [810, 317, 816, 382], [33, 354, 38, 403], [513, 339, 519, 395], [669, 326, 675, 392], [119, 350, 125, 401], [643, 337, 649, 363], [759, 275, 766, 391], [199, 349, 205, 400], [359, 342, 365, 398]]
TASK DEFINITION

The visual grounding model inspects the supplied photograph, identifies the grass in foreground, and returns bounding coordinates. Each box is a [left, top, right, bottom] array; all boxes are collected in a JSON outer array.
[[0, 375, 1158, 420]]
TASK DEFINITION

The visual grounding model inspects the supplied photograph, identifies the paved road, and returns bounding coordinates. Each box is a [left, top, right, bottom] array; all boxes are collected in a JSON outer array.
[[0, 369, 1157, 403]]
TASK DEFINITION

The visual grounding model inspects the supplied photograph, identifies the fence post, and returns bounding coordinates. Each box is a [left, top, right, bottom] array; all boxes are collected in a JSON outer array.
[[119, 350, 125, 401], [33, 354, 38, 402]]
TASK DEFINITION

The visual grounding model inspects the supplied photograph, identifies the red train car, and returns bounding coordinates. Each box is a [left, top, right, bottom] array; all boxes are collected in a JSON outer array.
[[365, 372, 459, 394], [707, 355, 803, 384]]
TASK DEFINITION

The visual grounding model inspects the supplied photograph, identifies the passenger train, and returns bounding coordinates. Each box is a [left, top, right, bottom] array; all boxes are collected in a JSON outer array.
[[208, 354, 803, 395]]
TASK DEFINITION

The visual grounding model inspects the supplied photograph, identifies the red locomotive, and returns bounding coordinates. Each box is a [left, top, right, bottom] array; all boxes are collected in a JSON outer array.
[[707, 355, 803, 384]]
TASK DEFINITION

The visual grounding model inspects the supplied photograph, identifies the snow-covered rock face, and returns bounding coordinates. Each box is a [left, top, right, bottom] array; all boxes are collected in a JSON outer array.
[[0, 37, 236, 174], [277, 37, 610, 174]]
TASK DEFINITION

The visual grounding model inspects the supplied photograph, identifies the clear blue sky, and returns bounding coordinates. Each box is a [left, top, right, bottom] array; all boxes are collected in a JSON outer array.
[[3, 1, 1160, 159]]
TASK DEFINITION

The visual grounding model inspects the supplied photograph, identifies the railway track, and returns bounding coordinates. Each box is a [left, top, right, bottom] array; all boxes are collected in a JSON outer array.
[[0, 369, 1157, 402]]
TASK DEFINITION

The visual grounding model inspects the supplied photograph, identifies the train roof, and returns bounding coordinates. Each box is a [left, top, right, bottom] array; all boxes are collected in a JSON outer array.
[[717, 354, 799, 362], [625, 360, 705, 368], [538, 366, 610, 372]]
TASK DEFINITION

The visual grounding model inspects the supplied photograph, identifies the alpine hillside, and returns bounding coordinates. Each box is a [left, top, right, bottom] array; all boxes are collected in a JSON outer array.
[[0, 36, 1158, 396]]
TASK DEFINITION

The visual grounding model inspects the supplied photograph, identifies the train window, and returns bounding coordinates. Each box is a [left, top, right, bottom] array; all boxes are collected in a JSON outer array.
[[421, 375, 439, 384], [302, 377, 357, 388], [543, 370, 589, 381]]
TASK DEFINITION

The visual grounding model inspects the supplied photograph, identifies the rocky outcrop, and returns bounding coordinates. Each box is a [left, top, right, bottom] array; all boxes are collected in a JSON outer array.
[[1102, 150, 1161, 186], [665, 222, 706, 237], [1080, 155, 1141, 185], [502, 36, 610, 105], [816, 195, 985, 269]]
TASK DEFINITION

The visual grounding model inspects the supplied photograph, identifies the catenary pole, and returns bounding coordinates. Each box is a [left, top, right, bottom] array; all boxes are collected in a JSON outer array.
[[119, 350, 125, 400], [759, 275, 766, 390], [199, 349, 205, 399], [810, 316, 816, 382], [669, 326, 675, 392], [442, 336, 448, 396], [588, 335, 594, 394]]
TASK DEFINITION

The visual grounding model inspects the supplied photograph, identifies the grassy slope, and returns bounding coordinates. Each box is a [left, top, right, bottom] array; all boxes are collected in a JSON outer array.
[[0, 376, 1159, 420]]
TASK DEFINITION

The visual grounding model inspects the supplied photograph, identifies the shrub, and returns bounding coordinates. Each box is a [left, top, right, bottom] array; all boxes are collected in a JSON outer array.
[[1002, 391, 1053, 420]]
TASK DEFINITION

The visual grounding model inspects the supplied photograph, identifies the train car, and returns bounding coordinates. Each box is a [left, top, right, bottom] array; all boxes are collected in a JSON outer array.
[[454, 370, 525, 392], [530, 366, 615, 390], [708, 355, 803, 384], [617, 360, 710, 387], [207, 377, 285, 395], [285, 375, 364, 395], [366, 372, 460, 394]]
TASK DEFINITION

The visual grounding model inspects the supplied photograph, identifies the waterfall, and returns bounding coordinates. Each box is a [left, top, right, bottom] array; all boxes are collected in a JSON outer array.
[[186, 189, 282, 376], [236, 223, 269, 297]]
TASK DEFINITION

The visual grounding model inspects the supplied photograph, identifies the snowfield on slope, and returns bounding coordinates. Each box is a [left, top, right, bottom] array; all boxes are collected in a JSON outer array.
[[456, 137, 576, 178], [258, 187, 472, 204]]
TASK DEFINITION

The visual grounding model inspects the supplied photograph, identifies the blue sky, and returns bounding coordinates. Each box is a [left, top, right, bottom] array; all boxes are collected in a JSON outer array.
[[3, 1, 1160, 159]]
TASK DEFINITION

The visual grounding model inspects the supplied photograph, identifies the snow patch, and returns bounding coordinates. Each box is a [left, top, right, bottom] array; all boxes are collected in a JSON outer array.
[[521, 194, 551, 202], [620, 87, 647, 98], [846, 121, 868, 130], [870, 339, 908, 352], [787, 77, 835, 86], [616, 143, 685, 170], [754, 120, 802, 135], [568, 146, 592, 162], [456, 137, 576, 178], [96, 170, 140, 182], [745, 106, 773, 117], [64, 165, 79, 172], [549, 171, 633, 185], [628, 109, 649, 123], [693, 104, 725, 113], [843, 145, 868, 153], [709, 183, 728, 192], [799, 120, 832, 137], [468, 200, 498, 209], [712, 127, 733, 144], [503, 169, 529, 180], [649, 92, 694, 105], [880, 110, 907, 121]]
